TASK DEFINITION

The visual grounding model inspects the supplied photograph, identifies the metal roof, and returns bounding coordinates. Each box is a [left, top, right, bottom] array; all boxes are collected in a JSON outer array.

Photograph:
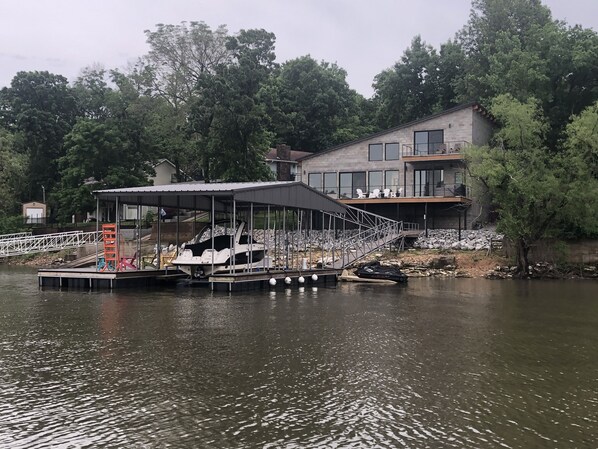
[[93, 181, 347, 214]]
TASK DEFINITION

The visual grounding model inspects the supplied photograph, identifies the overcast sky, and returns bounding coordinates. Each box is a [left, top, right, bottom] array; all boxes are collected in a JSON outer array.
[[1, 0, 596, 98]]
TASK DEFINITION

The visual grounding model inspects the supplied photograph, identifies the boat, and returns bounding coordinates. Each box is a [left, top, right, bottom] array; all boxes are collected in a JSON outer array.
[[172, 221, 271, 278], [355, 261, 408, 283]]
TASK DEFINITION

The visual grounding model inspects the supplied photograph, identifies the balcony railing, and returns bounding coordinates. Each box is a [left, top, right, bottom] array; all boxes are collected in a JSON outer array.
[[318, 183, 469, 200], [402, 141, 469, 157]]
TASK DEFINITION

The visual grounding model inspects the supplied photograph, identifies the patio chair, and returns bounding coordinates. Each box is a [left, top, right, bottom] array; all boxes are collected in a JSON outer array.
[[369, 189, 381, 198], [383, 188, 395, 198], [356, 188, 366, 198]]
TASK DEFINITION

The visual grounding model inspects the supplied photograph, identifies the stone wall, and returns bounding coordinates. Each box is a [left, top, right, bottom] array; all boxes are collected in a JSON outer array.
[[413, 229, 503, 251], [504, 239, 598, 264]]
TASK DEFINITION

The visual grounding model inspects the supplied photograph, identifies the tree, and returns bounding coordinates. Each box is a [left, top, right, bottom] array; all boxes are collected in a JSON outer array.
[[0, 71, 78, 201], [190, 29, 277, 181], [372, 36, 440, 128], [56, 119, 152, 222], [265, 56, 372, 151], [0, 128, 27, 216], [466, 95, 597, 275], [133, 22, 231, 180], [455, 0, 598, 143]]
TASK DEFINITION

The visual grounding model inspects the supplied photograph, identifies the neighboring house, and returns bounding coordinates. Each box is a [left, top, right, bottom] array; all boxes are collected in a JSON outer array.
[[150, 159, 180, 186], [123, 159, 186, 220], [266, 144, 312, 181], [298, 103, 495, 230]]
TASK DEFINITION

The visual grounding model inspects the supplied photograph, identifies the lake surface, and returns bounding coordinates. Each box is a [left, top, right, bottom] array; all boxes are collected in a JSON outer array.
[[0, 266, 597, 448]]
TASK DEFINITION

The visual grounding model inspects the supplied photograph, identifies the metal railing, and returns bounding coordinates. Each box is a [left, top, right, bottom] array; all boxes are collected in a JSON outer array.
[[0, 232, 32, 241], [402, 140, 469, 157], [319, 205, 419, 268], [0, 231, 102, 258], [316, 183, 469, 200]]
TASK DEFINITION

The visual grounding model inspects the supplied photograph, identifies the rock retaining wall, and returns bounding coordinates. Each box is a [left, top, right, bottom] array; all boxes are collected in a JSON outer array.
[[413, 229, 503, 251]]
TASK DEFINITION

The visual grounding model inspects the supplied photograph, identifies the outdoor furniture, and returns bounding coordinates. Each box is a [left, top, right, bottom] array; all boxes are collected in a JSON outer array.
[[369, 189, 381, 198], [356, 188, 366, 198], [383, 188, 395, 198]]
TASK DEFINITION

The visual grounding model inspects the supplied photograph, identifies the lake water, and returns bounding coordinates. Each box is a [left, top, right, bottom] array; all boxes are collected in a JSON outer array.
[[0, 266, 597, 448]]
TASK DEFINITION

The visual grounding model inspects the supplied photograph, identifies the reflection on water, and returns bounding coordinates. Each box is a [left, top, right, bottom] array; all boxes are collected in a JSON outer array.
[[0, 266, 597, 448]]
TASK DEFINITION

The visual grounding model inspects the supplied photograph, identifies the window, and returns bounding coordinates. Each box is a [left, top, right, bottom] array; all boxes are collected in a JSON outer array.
[[308, 173, 322, 191], [323, 172, 337, 195], [340, 171, 366, 198], [385, 143, 399, 160], [368, 171, 383, 193], [369, 143, 383, 161], [385, 170, 399, 193], [414, 168, 444, 196], [414, 130, 444, 155]]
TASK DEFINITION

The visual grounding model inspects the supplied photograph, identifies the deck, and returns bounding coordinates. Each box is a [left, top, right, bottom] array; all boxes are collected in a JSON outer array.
[[38, 267, 340, 291]]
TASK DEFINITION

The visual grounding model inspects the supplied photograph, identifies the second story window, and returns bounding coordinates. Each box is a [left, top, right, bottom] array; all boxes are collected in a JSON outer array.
[[369, 143, 383, 161], [414, 130, 444, 155], [308, 173, 322, 191], [385, 143, 399, 160]]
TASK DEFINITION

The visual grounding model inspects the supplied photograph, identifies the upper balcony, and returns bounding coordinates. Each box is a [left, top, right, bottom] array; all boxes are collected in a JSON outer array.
[[402, 140, 470, 163]]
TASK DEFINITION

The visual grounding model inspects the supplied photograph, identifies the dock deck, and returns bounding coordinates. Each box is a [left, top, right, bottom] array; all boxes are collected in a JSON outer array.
[[38, 267, 340, 291]]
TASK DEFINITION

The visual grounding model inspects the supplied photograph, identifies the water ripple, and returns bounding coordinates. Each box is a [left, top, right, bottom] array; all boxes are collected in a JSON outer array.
[[0, 272, 597, 447]]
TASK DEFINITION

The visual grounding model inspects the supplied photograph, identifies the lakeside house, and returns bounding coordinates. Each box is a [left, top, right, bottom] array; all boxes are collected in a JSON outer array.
[[297, 103, 495, 230]]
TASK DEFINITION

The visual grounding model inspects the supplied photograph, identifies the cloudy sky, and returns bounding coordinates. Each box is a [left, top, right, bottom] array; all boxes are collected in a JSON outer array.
[[1, 0, 596, 98]]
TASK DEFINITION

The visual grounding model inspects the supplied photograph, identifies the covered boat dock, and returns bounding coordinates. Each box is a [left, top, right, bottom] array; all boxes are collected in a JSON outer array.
[[40, 181, 379, 291]]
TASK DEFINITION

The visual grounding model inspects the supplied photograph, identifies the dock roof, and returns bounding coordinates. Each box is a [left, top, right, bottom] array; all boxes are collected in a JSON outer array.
[[93, 181, 347, 214]]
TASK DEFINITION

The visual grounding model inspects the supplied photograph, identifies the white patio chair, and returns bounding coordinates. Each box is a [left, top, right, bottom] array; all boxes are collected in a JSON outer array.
[[369, 189, 381, 198], [356, 188, 366, 198], [383, 188, 391, 198]]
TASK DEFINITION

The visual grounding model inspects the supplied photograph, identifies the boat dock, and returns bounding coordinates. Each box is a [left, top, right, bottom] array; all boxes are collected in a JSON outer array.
[[38, 267, 340, 291], [38, 267, 186, 290]]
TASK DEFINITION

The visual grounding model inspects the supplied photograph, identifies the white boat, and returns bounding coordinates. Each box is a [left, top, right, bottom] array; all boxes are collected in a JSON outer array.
[[172, 221, 271, 278]]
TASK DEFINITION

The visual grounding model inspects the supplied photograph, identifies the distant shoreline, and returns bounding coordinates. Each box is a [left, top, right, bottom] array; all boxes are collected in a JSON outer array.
[[3, 249, 597, 280]]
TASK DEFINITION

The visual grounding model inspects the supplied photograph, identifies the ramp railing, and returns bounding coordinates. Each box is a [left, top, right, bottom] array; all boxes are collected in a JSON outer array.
[[0, 231, 102, 258], [320, 205, 417, 269]]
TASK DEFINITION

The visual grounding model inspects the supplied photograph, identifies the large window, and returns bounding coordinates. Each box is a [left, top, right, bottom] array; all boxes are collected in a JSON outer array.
[[308, 173, 322, 191], [368, 171, 383, 194], [340, 171, 366, 198], [414, 130, 444, 155], [414, 168, 444, 196], [385, 170, 400, 194], [368, 143, 383, 161], [323, 172, 337, 195], [385, 143, 399, 160]]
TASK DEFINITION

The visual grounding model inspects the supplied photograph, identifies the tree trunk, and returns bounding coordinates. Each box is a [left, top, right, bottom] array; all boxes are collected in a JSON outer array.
[[516, 238, 530, 276]]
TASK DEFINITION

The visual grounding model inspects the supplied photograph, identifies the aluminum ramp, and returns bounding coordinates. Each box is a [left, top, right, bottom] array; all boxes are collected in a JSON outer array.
[[0, 231, 102, 258]]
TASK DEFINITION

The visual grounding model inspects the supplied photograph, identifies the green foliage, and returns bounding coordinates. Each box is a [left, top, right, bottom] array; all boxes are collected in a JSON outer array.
[[190, 29, 277, 181], [0, 71, 78, 202], [0, 128, 27, 215], [467, 95, 598, 274], [264, 56, 372, 151], [373, 36, 440, 128], [0, 215, 27, 235]]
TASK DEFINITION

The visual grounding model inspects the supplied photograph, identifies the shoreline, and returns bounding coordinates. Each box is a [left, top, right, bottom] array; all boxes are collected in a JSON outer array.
[[3, 248, 597, 280]]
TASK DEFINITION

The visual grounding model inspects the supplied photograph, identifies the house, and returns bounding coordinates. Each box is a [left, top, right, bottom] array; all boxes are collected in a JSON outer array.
[[266, 144, 312, 181], [297, 103, 495, 230], [122, 159, 188, 221]]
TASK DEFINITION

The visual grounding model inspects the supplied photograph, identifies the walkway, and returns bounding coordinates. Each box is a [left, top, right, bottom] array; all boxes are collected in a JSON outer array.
[[0, 231, 102, 258]]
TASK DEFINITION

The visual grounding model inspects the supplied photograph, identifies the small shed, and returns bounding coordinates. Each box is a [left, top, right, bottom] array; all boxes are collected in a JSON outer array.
[[22, 202, 47, 224]]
